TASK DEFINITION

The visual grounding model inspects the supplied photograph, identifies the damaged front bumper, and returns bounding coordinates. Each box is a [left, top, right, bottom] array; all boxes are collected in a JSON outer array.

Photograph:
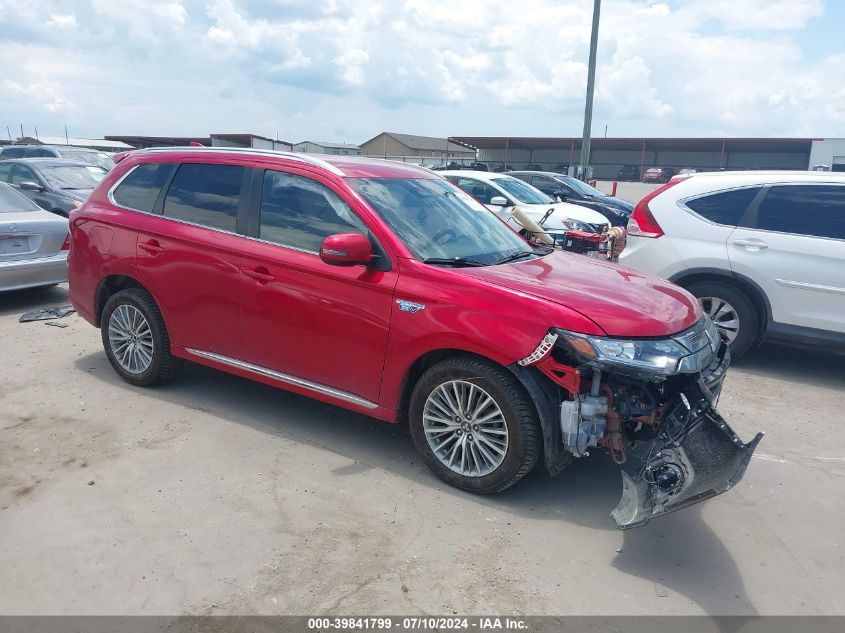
[[612, 387, 764, 529]]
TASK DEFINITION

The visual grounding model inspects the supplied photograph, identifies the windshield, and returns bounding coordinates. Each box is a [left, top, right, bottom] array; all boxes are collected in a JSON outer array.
[[61, 150, 115, 171], [491, 177, 553, 204], [40, 164, 106, 190], [347, 177, 532, 265], [561, 176, 605, 198], [0, 183, 40, 212]]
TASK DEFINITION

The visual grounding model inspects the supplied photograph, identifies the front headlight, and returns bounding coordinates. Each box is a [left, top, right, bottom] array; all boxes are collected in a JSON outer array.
[[555, 316, 720, 376]]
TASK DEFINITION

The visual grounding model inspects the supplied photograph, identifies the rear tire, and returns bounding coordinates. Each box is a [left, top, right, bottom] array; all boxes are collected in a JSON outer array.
[[409, 356, 540, 494], [101, 288, 183, 386], [685, 280, 759, 359]]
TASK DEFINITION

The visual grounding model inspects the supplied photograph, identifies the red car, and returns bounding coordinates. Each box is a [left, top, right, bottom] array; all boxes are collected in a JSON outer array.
[[642, 167, 676, 183], [67, 148, 762, 528]]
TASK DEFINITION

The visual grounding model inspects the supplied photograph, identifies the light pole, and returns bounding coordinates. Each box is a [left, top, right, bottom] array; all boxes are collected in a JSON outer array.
[[579, 0, 601, 181]]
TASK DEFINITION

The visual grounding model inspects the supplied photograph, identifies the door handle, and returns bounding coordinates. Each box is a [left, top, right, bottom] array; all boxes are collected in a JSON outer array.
[[733, 238, 768, 250], [242, 267, 275, 284], [139, 240, 165, 255]]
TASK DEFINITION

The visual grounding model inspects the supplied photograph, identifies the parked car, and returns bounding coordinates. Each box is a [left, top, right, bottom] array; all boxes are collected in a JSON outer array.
[[617, 164, 640, 181], [508, 171, 634, 227], [678, 168, 699, 176], [551, 163, 570, 174], [0, 158, 107, 217], [0, 145, 115, 171], [524, 163, 543, 171], [67, 148, 760, 527], [0, 182, 69, 291], [440, 170, 611, 237], [620, 171, 845, 357], [642, 167, 676, 183], [466, 162, 488, 171]]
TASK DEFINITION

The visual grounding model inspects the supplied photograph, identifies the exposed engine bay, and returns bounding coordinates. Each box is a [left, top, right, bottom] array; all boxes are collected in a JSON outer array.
[[517, 315, 764, 528]]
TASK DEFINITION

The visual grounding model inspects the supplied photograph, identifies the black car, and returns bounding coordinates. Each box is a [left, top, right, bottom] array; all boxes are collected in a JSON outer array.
[[0, 145, 115, 171], [617, 164, 640, 182], [508, 171, 634, 226], [0, 158, 107, 217]]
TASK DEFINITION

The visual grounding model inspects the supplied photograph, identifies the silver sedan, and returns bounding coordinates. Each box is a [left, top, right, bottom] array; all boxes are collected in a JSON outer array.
[[0, 182, 69, 292]]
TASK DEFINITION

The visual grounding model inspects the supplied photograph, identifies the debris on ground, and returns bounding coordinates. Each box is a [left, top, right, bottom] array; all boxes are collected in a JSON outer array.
[[19, 306, 76, 323], [45, 321, 69, 328]]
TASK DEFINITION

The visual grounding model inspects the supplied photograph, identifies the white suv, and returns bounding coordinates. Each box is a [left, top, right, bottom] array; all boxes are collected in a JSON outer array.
[[620, 171, 845, 357], [440, 170, 611, 234]]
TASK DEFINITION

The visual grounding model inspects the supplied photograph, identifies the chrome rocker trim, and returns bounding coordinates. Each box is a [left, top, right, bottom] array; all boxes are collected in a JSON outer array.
[[185, 348, 378, 410]]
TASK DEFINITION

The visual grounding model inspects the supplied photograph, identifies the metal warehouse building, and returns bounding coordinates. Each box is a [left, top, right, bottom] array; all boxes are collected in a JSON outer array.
[[450, 136, 845, 179]]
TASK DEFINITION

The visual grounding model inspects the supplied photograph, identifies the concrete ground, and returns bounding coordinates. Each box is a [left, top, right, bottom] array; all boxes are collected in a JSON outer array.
[[1, 285, 843, 616]]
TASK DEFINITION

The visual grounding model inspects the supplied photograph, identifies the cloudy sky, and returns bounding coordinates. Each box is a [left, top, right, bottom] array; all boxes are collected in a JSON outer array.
[[1, 0, 843, 144]]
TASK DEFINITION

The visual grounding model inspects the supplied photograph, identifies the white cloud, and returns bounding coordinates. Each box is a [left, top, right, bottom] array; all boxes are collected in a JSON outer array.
[[3, 79, 74, 113], [46, 14, 77, 29], [0, 0, 842, 141]]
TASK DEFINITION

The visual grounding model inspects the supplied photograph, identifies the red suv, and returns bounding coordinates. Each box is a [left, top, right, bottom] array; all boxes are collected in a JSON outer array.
[[68, 148, 762, 528]]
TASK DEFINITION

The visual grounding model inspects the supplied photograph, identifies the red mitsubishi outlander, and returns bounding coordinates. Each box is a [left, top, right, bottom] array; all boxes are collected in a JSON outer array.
[[68, 148, 762, 528]]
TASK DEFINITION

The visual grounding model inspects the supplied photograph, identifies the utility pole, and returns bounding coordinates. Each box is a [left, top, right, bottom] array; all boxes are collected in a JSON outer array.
[[579, 0, 601, 181]]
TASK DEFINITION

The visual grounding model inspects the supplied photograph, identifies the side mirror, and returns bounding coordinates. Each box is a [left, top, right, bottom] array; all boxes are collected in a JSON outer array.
[[489, 196, 509, 206], [18, 181, 43, 192], [320, 233, 374, 267]]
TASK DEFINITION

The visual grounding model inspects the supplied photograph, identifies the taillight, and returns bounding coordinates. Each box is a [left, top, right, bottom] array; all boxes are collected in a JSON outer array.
[[627, 176, 687, 238], [61, 234, 70, 250]]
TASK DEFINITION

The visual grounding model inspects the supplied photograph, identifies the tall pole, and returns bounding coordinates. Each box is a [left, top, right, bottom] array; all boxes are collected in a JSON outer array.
[[579, 0, 601, 181]]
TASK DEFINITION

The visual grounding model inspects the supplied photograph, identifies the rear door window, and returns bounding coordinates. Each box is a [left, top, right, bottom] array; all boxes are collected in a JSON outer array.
[[685, 187, 761, 226], [162, 163, 244, 233], [112, 163, 173, 212], [259, 170, 367, 253], [749, 184, 845, 240], [0, 162, 12, 182]]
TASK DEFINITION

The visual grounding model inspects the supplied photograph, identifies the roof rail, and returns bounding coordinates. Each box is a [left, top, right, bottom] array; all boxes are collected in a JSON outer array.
[[135, 146, 345, 176]]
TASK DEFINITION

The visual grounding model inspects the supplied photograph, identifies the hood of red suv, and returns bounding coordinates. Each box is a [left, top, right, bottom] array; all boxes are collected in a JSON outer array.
[[455, 252, 701, 337]]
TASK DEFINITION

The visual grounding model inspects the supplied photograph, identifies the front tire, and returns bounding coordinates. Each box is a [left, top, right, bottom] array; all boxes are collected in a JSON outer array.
[[409, 356, 540, 494], [101, 288, 183, 386], [685, 280, 759, 359]]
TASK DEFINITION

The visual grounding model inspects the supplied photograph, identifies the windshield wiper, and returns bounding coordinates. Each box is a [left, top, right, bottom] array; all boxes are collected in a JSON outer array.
[[494, 251, 537, 265], [423, 256, 488, 267]]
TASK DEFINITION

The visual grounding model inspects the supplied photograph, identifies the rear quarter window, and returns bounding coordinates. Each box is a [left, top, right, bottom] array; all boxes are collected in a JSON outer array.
[[684, 187, 761, 226], [112, 163, 173, 212]]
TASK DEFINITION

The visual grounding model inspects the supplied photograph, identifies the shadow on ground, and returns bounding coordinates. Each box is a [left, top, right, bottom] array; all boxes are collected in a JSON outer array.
[[0, 284, 70, 318], [74, 346, 772, 615], [732, 343, 844, 391]]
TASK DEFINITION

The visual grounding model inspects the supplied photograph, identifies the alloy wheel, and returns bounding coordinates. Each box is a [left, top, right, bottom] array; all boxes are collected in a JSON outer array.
[[108, 304, 154, 374], [699, 296, 740, 345], [422, 380, 509, 477]]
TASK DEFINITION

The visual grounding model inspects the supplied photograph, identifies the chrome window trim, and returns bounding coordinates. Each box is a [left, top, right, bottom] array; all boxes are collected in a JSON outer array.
[[107, 164, 156, 215], [185, 348, 378, 409], [136, 147, 345, 177]]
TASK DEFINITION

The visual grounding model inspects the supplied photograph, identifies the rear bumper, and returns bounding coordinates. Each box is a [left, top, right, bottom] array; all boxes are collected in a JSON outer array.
[[0, 252, 68, 292]]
